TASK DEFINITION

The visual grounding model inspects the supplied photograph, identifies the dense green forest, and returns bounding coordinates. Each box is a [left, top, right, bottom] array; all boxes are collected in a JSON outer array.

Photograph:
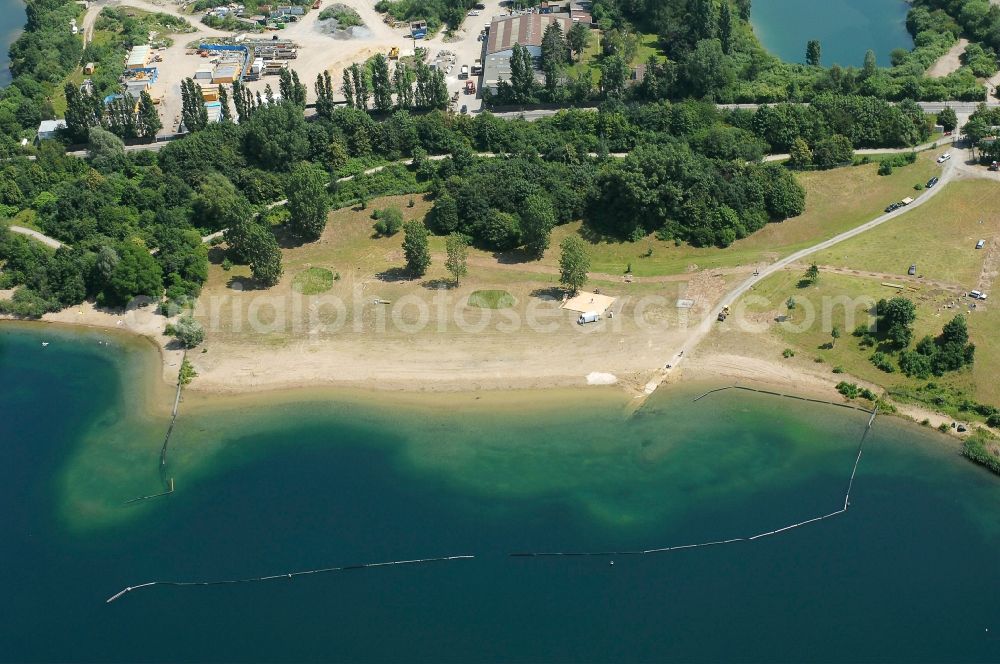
[[3, 82, 936, 316]]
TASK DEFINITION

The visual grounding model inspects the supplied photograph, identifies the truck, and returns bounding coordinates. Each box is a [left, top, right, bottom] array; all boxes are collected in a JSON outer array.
[[471, 59, 482, 75], [388, 47, 399, 60], [578, 312, 599, 325], [464, 80, 476, 94], [460, 64, 469, 79], [717, 305, 730, 322]]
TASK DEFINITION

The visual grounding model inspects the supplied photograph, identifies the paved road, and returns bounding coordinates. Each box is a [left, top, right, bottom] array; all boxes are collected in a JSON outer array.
[[641, 149, 962, 397], [8, 226, 64, 249], [491, 101, 1000, 122]]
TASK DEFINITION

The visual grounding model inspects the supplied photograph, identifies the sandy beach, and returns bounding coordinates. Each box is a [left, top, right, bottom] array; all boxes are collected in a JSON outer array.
[[1, 296, 961, 437]]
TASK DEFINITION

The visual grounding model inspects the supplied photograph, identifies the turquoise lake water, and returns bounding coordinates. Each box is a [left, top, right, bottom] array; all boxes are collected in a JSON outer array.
[[752, 0, 913, 67], [2, 322, 1000, 662], [0, 0, 24, 86]]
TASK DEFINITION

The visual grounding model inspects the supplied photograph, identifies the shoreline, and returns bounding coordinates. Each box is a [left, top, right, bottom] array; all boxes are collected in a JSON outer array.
[[0, 308, 968, 438]]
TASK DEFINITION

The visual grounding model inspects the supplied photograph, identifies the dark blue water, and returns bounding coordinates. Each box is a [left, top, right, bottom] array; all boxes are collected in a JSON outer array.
[[0, 0, 25, 86], [2, 323, 999, 662]]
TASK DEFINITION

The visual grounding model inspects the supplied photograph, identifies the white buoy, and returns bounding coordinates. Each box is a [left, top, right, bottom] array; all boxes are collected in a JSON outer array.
[[609, 561, 614, 566]]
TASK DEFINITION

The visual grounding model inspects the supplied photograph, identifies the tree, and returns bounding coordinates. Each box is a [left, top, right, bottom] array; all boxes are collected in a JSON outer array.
[[393, 63, 415, 109], [805, 263, 819, 284], [567, 22, 591, 61], [812, 134, 853, 169], [87, 126, 125, 168], [102, 242, 163, 306], [600, 54, 629, 98], [218, 85, 232, 122], [194, 173, 250, 231], [876, 297, 916, 348], [831, 325, 841, 348], [718, 1, 733, 54], [245, 221, 283, 287], [428, 192, 460, 234], [938, 107, 958, 133], [137, 90, 162, 141], [862, 49, 877, 78], [232, 79, 257, 120], [541, 22, 568, 94], [559, 235, 590, 293], [64, 82, 101, 143], [445, 233, 468, 284], [370, 54, 393, 113], [683, 39, 733, 98], [788, 137, 813, 169], [169, 315, 205, 348], [374, 206, 403, 236], [690, 0, 717, 41], [519, 193, 556, 257], [286, 163, 329, 241], [736, 0, 751, 21], [315, 71, 336, 119], [341, 67, 355, 108], [181, 78, 208, 132], [509, 43, 537, 103], [402, 220, 431, 276], [806, 40, 821, 66], [278, 68, 307, 106], [350, 62, 370, 110]]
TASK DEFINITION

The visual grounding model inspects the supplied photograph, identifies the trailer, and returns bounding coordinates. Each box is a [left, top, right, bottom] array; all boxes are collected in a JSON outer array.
[[578, 311, 600, 325]]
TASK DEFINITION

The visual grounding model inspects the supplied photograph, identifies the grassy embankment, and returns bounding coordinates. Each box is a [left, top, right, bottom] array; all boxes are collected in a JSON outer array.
[[199, 153, 942, 360], [555, 151, 942, 277], [728, 177, 1000, 435]]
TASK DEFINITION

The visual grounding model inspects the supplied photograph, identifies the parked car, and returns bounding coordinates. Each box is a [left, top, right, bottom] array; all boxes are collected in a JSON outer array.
[[937, 152, 952, 163], [884, 203, 899, 213], [908, 264, 917, 276], [970, 290, 988, 300], [927, 176, 939, 188], [977, 239, 986, 249], [460, 104, 468, 114]]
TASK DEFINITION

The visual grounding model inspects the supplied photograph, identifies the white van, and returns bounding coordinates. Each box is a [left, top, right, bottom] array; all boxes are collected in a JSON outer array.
[[578, 312, 599, 325], [460, 65, 469, 79]]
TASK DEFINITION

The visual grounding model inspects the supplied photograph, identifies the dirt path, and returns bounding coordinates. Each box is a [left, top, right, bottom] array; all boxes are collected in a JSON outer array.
[[786, 262, 966, 294], [926, 38, 968, 78], [638, 149, 963, 401], [8, 226, 64, 249]]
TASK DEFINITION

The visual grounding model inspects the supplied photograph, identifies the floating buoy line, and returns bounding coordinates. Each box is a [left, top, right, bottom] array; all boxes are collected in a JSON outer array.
[[107, 387, 878, 603]]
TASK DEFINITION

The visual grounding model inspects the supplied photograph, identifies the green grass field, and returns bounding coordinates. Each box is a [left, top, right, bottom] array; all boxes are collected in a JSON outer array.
[[811, 179, 1000, 288], [292, 267, 335, 294], [468, 290, 516, 309], [549, 153, 943, 277], [742, 260, 999, 409]]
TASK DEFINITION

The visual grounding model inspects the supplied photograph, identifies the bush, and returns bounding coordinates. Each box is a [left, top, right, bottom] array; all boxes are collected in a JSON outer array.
[[837, 381, 861, 399], [877, 161, 893, 176], [374, 206, 404, 236], [963, 430, 1000, 475], [167, 315, 205, 348], [782, 348, 795, 358], [870, 351, 897, 373]]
